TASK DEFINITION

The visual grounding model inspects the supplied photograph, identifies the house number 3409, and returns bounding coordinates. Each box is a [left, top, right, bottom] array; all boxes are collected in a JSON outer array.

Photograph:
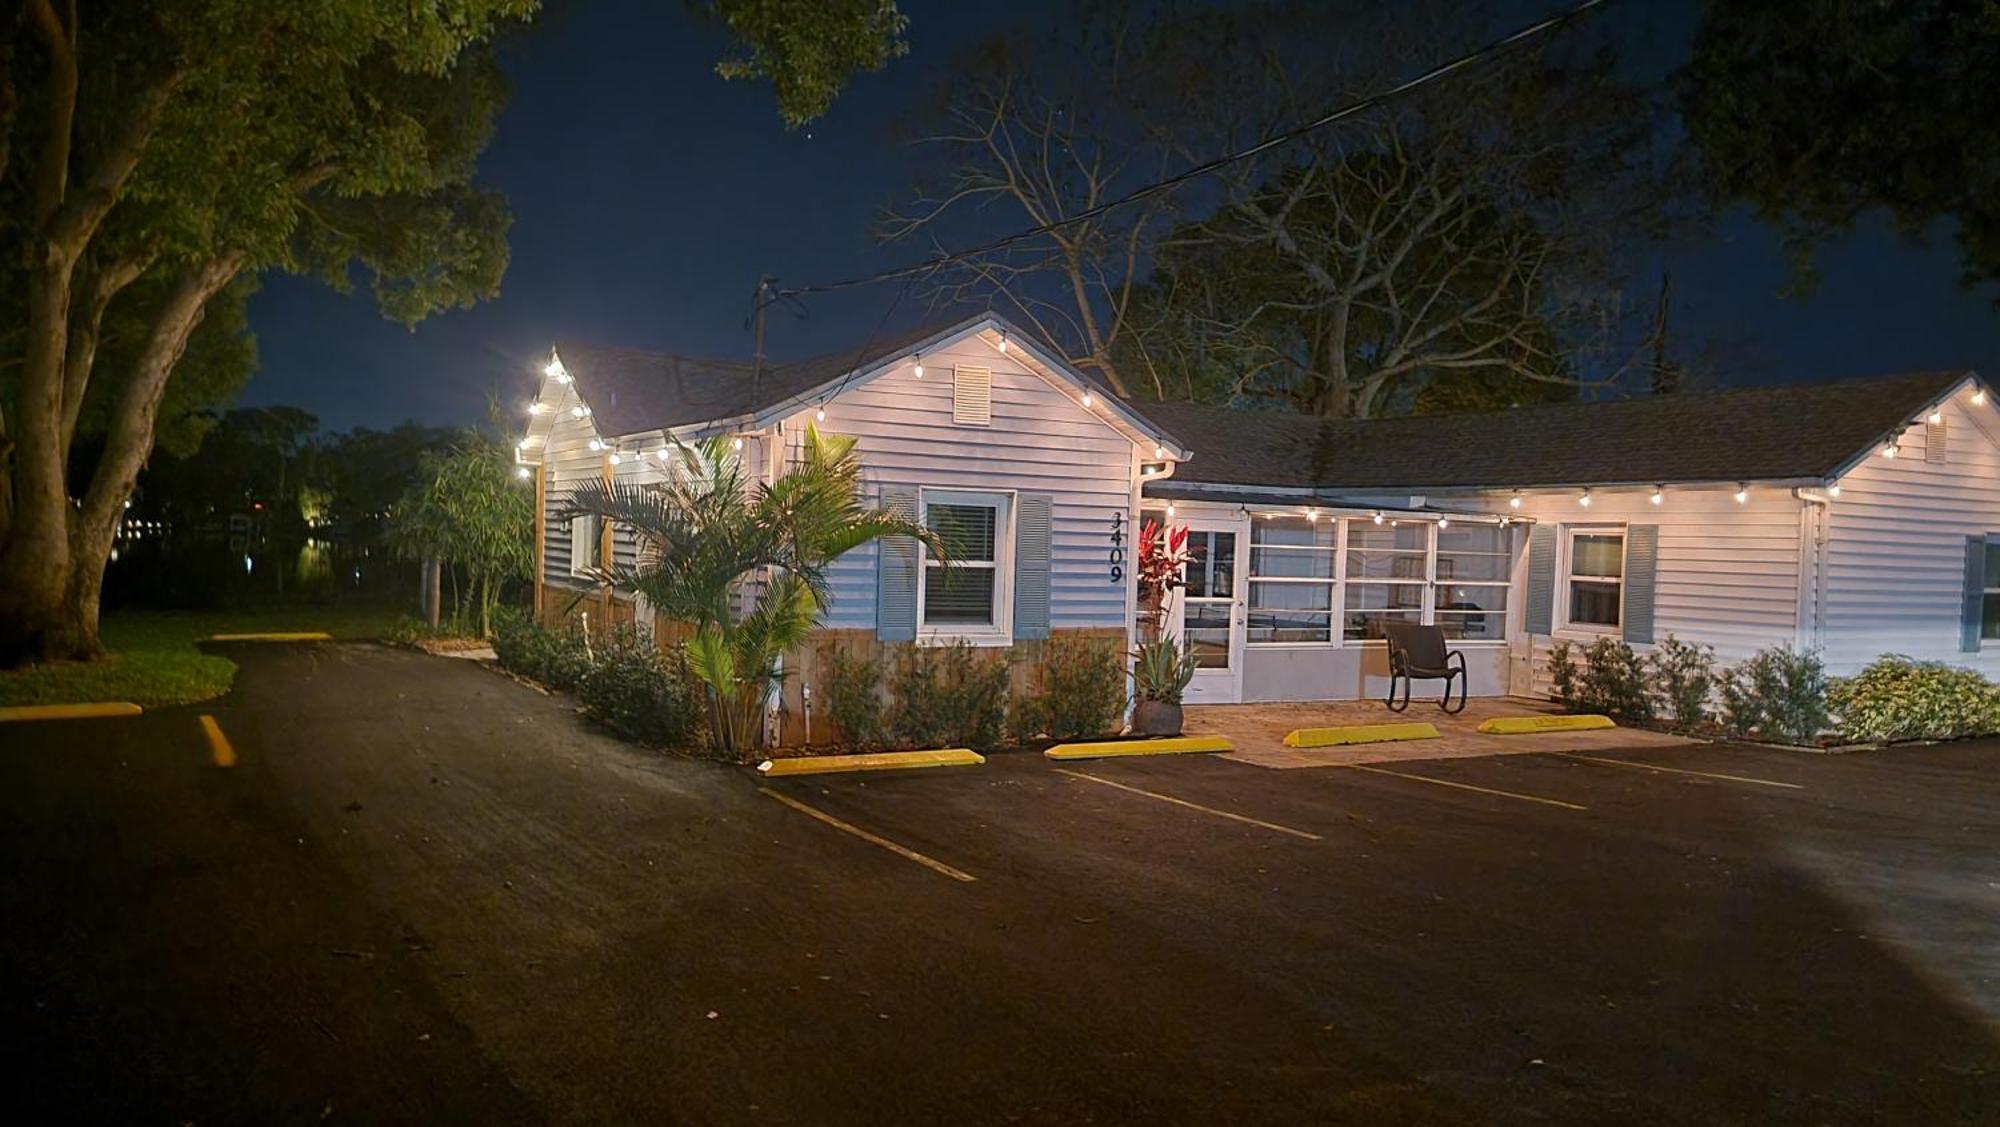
[[1108, 510, 1125, 583]]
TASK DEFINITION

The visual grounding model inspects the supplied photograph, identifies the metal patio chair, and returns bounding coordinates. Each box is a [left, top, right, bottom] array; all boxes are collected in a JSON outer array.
[[1382, 622, 1467, 714]]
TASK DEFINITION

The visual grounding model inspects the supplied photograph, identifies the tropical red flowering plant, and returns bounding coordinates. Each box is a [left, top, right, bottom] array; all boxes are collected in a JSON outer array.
[[1136, 518, 1190, 638]]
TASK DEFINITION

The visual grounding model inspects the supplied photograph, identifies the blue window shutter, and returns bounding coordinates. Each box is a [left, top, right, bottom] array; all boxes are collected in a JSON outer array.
[[1623, 524, 1659, 645], [876, 490, 919, 642], [1962, 536, 1984, 653], [1525, 524, 1557, 635], [1014, 494, 1053, 640]]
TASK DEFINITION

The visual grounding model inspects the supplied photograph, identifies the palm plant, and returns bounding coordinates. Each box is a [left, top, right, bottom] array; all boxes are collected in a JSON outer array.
[[561, 425, 940, 754]]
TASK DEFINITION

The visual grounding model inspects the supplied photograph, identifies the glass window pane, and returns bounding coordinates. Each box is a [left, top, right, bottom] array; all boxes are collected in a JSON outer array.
[[1253, 516, 1335, 550], [1435, 584, 1509, 640], [1250, 546, 1334, 579], [1569, 581, 1620, 627], [1985, 593, 2000, 640], [1246, 610, 1331, 644], [925, 567, 996, 625], [1184, 531, 1238, 598], [1985, 542, 2000, 588], [1346, 520, 1428, 580], [927, 503, 996, 562], [1570, 533, 1623, 579], [1436, 524, 1510, 582], [1250, 581, 1332, 613], [1186, 602, 1231, 667]]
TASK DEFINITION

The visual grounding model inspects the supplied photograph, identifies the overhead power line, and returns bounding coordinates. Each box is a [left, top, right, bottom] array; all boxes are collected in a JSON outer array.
[[771, 0, 1610, 302]]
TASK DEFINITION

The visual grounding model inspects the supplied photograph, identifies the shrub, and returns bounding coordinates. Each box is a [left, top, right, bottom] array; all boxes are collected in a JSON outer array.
[[1547, 640, 1580, 709], [1554, 636, 1654, 721], [1720, 645, 1829, 745], [887, 642, 1011, 751], [576, 628, 700, 747], [1012, 634, 1126, 741], [1649, 635, 1717, 730], [1131, 636, 1196, 704], [1829, 655, 2000, 743], [492, 611, 591, 690], [824, 650, 887, 749]]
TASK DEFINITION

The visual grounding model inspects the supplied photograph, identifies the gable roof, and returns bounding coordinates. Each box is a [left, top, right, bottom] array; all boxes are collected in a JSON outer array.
[[553, 313, 1187, 455], [1137, 369, 1980, 494]]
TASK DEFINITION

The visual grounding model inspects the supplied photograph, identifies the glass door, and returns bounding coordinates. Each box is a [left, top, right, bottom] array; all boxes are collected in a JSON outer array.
[[1177, 519, 1245, 703]]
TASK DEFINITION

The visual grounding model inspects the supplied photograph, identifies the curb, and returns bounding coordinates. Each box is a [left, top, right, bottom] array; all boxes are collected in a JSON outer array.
[[1283, 722, 1439, 748], [1044, 735, 1233, 760], [757, 749, 984, 776], [205, 632, 334, 643], [1477, 714, 1616, 735], [0, 701, 144, 723]]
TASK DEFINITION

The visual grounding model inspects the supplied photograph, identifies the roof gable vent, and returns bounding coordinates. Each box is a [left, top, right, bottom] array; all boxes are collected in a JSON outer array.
[[1927, 417, 1949, 464], [952, 365, 992, 426]]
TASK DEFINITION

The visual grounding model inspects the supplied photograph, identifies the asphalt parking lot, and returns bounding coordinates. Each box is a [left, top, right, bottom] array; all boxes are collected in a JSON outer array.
[[3, 642, 1996, 1124]]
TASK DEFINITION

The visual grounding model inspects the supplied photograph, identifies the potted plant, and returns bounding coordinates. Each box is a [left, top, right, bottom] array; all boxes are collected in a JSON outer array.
[[1131, 636, 1196, 736]]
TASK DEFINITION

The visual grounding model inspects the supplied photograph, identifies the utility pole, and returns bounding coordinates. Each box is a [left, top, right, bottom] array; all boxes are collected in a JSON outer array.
[[749, 276, 772, 403]]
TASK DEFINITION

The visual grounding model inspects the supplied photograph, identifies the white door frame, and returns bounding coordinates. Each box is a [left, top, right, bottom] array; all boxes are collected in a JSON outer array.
[[1174, 514, 1248, 704]]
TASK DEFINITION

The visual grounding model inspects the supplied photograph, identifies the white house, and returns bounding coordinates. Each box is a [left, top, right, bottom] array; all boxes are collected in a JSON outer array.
[[516, 312, 1992, 732]]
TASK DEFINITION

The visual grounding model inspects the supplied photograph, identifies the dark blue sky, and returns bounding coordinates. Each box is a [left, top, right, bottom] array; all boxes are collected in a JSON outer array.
[[241, 0, 1999, 433]]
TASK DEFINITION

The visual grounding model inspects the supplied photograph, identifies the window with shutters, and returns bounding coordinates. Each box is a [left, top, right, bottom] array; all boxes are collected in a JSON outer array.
[[1560, 527, 1624, 631], [919, 489, 1013, 642], [1982, 539, 2000, 640], [952, 365, 992, 425]]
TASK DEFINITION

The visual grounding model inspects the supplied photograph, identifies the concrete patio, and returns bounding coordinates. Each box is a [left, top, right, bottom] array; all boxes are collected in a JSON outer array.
[[1186, 695, 1696, 769]]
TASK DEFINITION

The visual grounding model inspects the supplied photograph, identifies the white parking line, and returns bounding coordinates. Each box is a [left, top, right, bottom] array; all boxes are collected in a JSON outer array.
[[1054, 769, 1324, 840], [1343, 763, 1588, 811], [1559, 753, 1803, 790], [760, 788, 977, 882]]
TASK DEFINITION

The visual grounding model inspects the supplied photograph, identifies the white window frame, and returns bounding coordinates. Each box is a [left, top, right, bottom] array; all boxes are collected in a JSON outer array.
[[1338, 517, 1433, 646], [570, 512, 599, 577], [1244, 516, 1339, 647], [1431, 522, 1513, 643], [917, 488, 1014, 645], [1559, 525, 1626, 635]]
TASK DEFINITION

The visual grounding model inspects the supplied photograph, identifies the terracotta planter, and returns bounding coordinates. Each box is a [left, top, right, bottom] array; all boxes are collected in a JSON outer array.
[[1132, 699, 1184, 737]]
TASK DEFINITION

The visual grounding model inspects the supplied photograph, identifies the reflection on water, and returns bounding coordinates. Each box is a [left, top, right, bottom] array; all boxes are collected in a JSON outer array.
[[104, 532, 411, 611]]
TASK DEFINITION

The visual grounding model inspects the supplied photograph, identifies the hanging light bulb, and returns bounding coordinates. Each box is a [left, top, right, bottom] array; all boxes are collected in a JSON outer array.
[[1975, 388, 1988, 406], [587, 439, 604, 452], [1509, 492, 1522, 509], [1734, 483, 1749, 503], [1153, 444, 1166, 459], [1306, 507, 1319, 522], [1650, 486, 1664, 506], [608, 452, 622, 466], [815, 406, 827, 422], [655, 447, 670, 461], [1928, 409, 1944, 425], [1578, 488, 1592, 507], [1082, 391, 1094, 407], [1437, 517, 1450, 529], [912, 353, 924, 379], [528, 401, 549, 416], [515, 465, 531, 480], [1827, 482, 1842, 498], [1372, 510, 1384, 525], [732, 436, 744, 451], [1166, 502, 1176, 517], [1881, 441, 1897, 459], [998, 331, 1009, 353]]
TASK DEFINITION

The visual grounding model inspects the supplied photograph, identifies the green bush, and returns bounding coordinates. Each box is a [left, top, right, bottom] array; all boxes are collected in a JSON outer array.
[[1829, 655, 2000, 743], [1720, 645, 1829, 745], [1547, 639, 1580, 709], [823, 650, 886, 749], [492, 611, 592, 690], [1549, 636, 1652, 720], [886, 642, 1011, 751], [1011, 633, 1126, 741], [575, 628, 700, 747], [1649, 635, 1717, 730]]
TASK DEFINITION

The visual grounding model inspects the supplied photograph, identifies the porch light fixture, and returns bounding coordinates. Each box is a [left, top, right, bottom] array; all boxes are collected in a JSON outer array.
[[1509, 492, 1522, 509], [1734, 483, 1749, 503], [1578, 488, 1592, 508], [913, 353, 924, 379], [1928, 409, 1944, 425]]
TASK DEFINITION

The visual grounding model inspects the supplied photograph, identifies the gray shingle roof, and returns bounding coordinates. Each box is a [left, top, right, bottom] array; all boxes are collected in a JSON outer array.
[[1138, 370, 1978, 493], [557, 318, 977, 438]]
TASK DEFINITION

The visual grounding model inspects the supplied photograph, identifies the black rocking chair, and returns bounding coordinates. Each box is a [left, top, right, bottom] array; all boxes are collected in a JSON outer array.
[[1382, 622, 1467, 714]]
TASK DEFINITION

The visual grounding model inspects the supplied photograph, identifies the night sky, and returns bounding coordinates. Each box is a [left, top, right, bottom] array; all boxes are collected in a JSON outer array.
[[240, 0, 2000, 434]]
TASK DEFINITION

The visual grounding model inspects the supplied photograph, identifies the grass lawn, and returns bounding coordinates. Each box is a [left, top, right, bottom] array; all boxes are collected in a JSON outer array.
[[0, 603, 409, 708]]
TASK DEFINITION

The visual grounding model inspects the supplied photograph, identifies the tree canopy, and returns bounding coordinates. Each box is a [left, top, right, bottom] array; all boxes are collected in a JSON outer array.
[[1680, 0, 2000, 295]]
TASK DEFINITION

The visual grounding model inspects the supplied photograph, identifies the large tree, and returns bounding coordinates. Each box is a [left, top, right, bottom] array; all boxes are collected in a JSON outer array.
[[1680, 0, 2000, 295], [0, 0, 909, 667]]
